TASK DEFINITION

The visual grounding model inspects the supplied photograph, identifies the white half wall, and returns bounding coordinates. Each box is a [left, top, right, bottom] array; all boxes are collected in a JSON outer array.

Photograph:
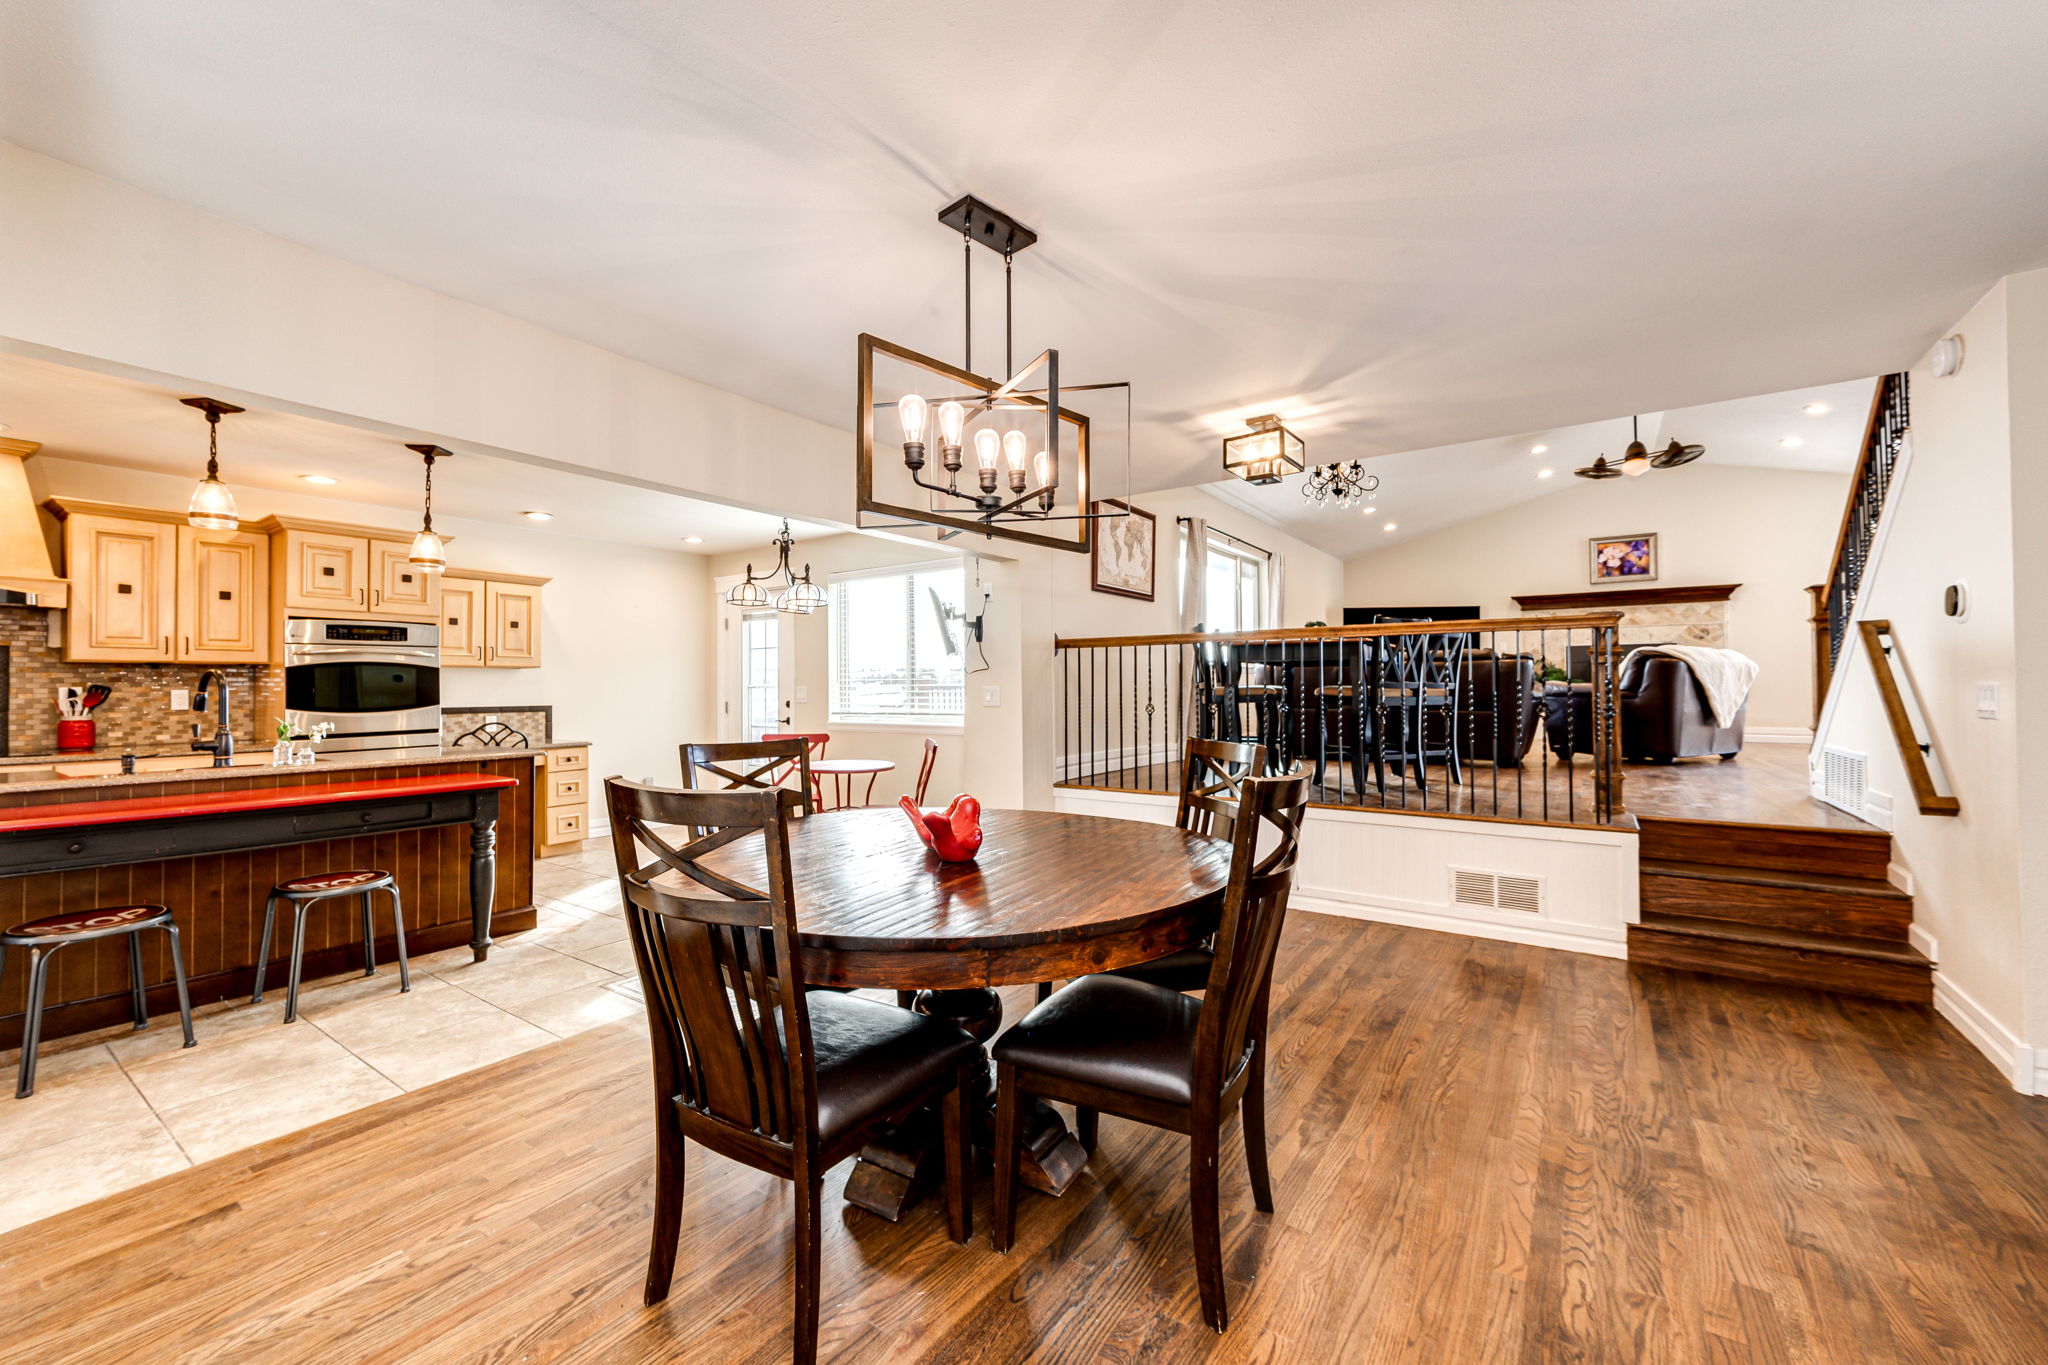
[[1052, 788, 1638, 959]]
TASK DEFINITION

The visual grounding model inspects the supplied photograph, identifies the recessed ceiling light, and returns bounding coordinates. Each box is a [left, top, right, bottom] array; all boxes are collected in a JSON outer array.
[[1537, 468, 1553, 479], [1383, 522, 1397, 532], [682, 536, 704, 544], [522, 511, 553, 521], [0, 423, 11, 433], [1779, 437, 1803, 448], [299, 474, 337, 485], [1530, 444, 1548, 454], [1802, 402, 1830, 415]]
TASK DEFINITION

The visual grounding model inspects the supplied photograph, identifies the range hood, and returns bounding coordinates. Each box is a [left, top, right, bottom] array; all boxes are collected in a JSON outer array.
[[0, 438, 69, 608]]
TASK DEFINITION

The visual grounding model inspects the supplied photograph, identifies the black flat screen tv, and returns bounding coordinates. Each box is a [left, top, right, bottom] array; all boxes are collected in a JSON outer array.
[[1342, 606, 1482, 626]]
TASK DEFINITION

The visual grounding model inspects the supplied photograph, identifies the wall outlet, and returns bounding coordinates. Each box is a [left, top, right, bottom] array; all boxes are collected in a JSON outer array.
[[484, 713, 497, 723], [170, 688, 191, 711], [1977, 683, 2000, 719], [795, 685, 810, 704], [982, 685, 1001, 707]]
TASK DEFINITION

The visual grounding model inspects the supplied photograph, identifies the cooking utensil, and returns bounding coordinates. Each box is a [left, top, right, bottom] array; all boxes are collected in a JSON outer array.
[[82, 684, 111, 711]]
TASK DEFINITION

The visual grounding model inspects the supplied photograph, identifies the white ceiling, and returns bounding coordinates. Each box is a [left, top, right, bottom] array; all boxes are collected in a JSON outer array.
[[2, 2, 2044, 504], [1204, 377, 1873, 558], [0, 351, 829, 553]]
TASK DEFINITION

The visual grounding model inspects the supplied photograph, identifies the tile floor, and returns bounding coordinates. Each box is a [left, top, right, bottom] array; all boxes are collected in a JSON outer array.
[[0, 839, 647, 1235]]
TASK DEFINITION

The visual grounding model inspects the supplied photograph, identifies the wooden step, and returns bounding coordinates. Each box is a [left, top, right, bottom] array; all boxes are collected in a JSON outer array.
[[1636, 815, 1892, 880], [1628, 912, 1932, 1004], [1640, 859, 1911, 942]]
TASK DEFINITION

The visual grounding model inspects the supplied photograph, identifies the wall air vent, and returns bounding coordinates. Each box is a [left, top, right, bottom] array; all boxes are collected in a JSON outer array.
[[1450, 867, 1545, 914], [1821, 746, 1868, 817]]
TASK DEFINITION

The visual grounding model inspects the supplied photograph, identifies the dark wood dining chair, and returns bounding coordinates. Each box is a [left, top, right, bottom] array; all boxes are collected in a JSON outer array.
[[990, 766, 1309, 1332], [682, 739, 816, 815], [604, 778, 980, 1365]]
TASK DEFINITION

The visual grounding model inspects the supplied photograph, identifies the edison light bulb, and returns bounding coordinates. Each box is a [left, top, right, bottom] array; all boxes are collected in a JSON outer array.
[[1035, 450, 1055, 488], [937, 401, 966, 450], [979, 431, 1003, 471], [1002, 429, 1027, 472], [898, 393, 928, 445]]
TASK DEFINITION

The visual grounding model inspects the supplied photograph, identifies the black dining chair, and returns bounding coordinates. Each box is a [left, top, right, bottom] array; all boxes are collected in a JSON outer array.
[[1381, 628, 1468, 788], [990, 766, 1309, 1333], [604, 777, 980, 1365], [681, 739, 816, 814]]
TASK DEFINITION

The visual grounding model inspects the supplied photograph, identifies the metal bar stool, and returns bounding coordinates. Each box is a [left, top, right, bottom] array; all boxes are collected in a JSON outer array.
[[3, 904, 195, 1098], [254, 869, 410, 1023]]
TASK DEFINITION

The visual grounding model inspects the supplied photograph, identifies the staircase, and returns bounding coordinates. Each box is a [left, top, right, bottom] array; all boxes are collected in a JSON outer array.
[[1627, 815, 1932, 1003]]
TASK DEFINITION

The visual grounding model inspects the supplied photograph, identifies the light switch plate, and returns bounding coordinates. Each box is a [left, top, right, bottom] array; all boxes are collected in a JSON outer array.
[[1977, 683, 2000, 718], [795, 685, 810, 704], [982, 685, 1001, 707], [170, 688, 191, 711]]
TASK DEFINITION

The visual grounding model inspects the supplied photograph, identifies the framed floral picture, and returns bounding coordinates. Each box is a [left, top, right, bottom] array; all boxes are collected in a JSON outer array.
[[1588, 533, 1658, 583], [1090, 500, 1156, 600]]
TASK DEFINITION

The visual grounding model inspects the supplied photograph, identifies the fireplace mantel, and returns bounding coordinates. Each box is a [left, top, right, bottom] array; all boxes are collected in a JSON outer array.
[[1512, 583, 1741, 612]]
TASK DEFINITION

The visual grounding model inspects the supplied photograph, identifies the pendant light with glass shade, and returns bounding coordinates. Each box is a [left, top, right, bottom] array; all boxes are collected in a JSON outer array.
[[402, 444, 452, 573], [725, 520, 826, 614], [180, 397, 246, 530]]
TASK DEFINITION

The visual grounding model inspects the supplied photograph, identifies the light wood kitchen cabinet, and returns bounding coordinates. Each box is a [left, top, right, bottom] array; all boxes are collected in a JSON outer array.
[[485, 579, 542, 667], [371, 540, 440, 617], [60, 511, 178, 662], [438, 575, 487, 666], [536, 745, 590, 858], [441, 569, 547, 668], [278, 527, 371, 613], [177, 525, 269, 663]]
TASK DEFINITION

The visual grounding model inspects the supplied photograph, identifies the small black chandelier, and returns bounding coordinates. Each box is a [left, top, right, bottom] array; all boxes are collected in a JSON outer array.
[[1301, 458, 1380, 509], [726, 521, 826, 614]]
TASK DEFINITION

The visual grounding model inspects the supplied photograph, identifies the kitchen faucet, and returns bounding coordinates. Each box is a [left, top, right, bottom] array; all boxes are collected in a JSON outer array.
[[191, 671, 236, 767]]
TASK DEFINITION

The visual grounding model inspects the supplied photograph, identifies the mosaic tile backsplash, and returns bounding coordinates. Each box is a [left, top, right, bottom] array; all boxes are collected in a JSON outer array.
[[2, 608, 271, 756]]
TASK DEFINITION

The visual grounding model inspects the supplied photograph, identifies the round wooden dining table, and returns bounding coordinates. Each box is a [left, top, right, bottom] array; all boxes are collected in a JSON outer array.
[[698, 804, 1234, 1217]]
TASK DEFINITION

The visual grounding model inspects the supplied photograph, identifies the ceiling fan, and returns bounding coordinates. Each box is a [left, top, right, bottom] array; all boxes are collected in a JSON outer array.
[[1574, 416, 1705, 480]]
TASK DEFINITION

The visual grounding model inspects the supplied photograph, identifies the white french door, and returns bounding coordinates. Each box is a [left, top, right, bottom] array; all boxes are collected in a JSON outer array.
[[715, 577, 793, 741]]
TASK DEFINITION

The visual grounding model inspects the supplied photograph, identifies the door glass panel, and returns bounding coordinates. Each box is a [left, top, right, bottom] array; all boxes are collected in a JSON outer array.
[[743, 611, 780, 741]]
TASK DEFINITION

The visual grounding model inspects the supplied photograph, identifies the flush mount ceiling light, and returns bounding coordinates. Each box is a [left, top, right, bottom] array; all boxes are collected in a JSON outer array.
[[858, 195, 1130, 554], [1931, 334, 1965, 377], [726, 520, 826, 614], [1575, 415, 1704, 480], [180, 397, 245, 531], [1222, 414, 1308, 486], [299, 474, 337, 485], [402, 443, 451, 574], [1299, 456, 1379, 509]]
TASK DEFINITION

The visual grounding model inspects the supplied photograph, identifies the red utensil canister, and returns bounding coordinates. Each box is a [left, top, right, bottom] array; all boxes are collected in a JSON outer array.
[[56, 719, 96, 751]]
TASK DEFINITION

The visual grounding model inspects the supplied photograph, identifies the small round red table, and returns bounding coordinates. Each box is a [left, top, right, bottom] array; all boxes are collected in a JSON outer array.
[[808, 757, 895, 808]]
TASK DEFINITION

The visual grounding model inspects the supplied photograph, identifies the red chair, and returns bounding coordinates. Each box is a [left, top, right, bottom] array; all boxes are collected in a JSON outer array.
[[914, 737, 939, 806], [763, 732, 830, 801]]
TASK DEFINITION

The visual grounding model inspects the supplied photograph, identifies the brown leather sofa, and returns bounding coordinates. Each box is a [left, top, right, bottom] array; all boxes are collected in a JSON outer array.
[[1457, 651, 1544, 766], [1543, 652, 1746, 763]]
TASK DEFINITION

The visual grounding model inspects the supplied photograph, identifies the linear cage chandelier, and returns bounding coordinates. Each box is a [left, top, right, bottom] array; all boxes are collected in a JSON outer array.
[[857, 195, 1131, 554], [1301, 458, 1379, 509], [726, 520, 827, 613]]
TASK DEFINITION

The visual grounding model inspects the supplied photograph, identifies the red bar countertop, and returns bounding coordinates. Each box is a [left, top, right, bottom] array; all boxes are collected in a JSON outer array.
[[0, 774, 521, 834]]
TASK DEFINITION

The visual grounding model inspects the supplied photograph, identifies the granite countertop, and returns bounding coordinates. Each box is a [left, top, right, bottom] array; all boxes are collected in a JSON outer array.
[[0, 747, 543, 798]]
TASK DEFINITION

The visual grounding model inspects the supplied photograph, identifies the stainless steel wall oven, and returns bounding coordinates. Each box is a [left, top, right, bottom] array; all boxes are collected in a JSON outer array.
[[283, 618, 441, 753]]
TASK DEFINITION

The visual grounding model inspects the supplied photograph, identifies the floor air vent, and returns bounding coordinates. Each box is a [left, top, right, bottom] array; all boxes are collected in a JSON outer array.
[[1821, 746, 1867, 816], [1450, 868, 1544, 914]]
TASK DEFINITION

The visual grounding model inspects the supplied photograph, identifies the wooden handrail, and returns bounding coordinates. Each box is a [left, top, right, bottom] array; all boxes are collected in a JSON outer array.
[[1823, 379, 1892, 600], [1858, 619, 1959, 816], [1054, 612, 1624, 650]]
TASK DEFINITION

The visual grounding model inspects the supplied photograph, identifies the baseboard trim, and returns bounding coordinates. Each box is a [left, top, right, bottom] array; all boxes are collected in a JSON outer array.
[[1745, 726, 1814, 744], [1291, 890, 1628, 960], [1932, 972, 2036, 1095]]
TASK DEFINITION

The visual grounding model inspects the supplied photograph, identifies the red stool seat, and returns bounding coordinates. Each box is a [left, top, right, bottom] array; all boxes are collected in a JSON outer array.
[[276, 869, 390, 894], [6, 904, 169, 939]]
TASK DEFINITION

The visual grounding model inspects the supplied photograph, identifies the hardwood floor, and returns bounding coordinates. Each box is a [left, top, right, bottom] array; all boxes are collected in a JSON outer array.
[[1621, 741, 1872, 830], [6, 910, 2046, 1363]]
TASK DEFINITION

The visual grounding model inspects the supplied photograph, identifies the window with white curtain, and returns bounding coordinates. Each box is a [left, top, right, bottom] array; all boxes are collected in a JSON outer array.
[[1201, 532, 1267, 632], [829, 561, 967, 725]]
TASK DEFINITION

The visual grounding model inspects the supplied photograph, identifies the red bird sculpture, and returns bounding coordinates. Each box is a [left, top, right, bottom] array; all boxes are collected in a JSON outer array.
[[899, 794, 983, 863]]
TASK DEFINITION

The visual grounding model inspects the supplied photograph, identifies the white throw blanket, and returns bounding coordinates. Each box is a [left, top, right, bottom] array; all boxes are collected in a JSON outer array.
[[1628, 646, 1759, 729]]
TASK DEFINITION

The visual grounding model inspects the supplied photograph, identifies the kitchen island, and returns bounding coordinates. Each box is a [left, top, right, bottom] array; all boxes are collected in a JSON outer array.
[[0, 751, 539, 1049]]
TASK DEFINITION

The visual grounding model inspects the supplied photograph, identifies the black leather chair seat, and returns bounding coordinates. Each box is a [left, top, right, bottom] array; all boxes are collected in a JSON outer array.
[[1105, 946, 1214, 993], [801, 991, 979, 1146], [993, 976, 1202, 1106]]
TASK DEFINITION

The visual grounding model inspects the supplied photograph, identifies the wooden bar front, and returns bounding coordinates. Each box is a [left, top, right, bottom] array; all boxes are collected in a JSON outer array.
[[0, 756, 537, 1049]]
